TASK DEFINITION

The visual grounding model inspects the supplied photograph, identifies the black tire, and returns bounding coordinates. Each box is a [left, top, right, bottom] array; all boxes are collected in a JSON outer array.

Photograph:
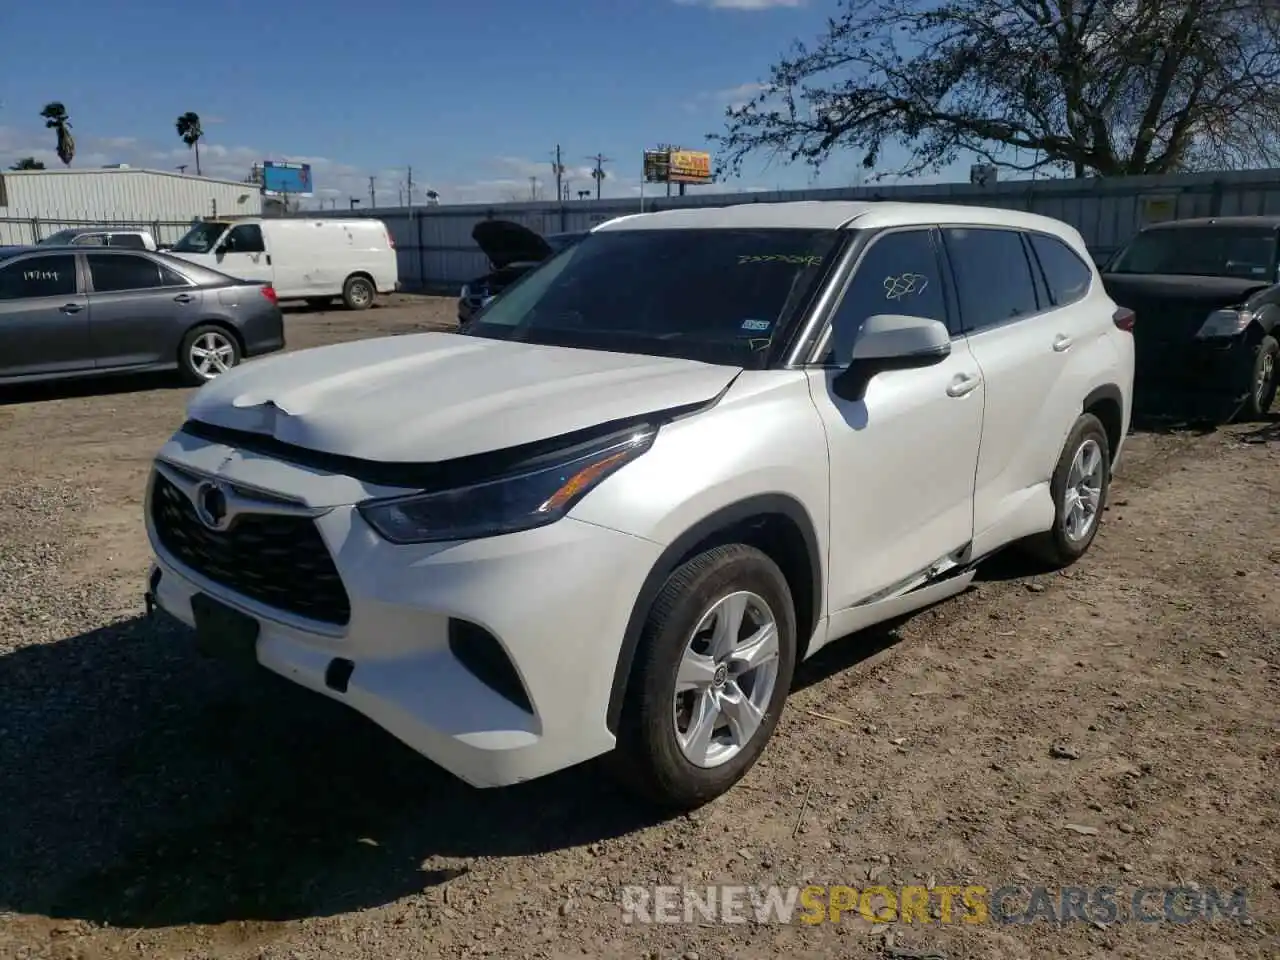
[[341, 275, 375, 311], [305, 296, 333, 310], [611, 544, 797, 810], [1241, 335, 1278, 421], [1022, 413, 1111, 568], [178, 324, 242, 386]]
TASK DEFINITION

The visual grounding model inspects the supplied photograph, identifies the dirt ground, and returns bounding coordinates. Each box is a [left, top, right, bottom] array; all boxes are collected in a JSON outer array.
[[0, 295, 1276, 960]]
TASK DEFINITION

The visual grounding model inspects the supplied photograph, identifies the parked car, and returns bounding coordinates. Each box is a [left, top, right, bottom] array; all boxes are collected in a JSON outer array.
[[37, 227, 158, 251], [143, 201, 1133, 809], [1102, 216, 1280, 420], [457, 220, 586, 323], [0, 245, 284, 386], [168, 217, 399, 311]]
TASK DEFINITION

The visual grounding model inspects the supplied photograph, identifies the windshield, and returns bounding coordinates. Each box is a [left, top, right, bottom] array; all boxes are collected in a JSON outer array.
[[461, 227, 844, 367], [171, 221, 230, 254], [1109, 227, 1279, 281], [38, 230, 80, 246]]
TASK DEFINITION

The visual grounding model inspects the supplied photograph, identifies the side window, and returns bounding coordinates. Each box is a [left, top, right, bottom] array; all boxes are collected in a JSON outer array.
[[158, 263, 192, 287], [824, 229, 950, 364], [108, 233, 148, 250], [943, 227, 1040, 333], [224, 224, 265, 253], [72, 233, 108, 247], [0, 255, 78, 300], [87, 254, 164, 293], [1028, 233, 1092, 307]]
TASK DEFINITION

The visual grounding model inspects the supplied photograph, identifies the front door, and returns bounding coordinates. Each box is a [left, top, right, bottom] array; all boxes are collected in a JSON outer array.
[[212, 223, 274, 286], [804, 227, 984, 615], [0, 253, 95, 379]]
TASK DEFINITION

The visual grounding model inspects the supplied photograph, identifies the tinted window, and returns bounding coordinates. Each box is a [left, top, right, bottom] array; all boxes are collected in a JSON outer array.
[[108, 233, 148, 250], [71, 233, 108, 246], [943, 228, 1040, 332], [1109, 226, 1279, 280], [0, 255, 78, 300], [88, 254, 164, 292], [825, 229, 950, 364], [224, 224, 265, 253], [463, 228, 843, 367], [158, 263, 192, 286], [1029, 233, 1092, 307]]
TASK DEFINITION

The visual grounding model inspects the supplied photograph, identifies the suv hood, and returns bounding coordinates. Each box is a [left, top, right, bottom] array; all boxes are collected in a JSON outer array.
[[185, 332, 740, 463], [472, 220, 552, 269]]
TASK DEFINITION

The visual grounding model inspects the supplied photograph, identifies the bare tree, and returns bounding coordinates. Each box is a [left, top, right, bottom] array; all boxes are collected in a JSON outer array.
[[711, 0, 1280, 180]]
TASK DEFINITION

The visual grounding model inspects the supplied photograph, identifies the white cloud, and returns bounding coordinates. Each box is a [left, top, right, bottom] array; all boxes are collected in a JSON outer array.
[[673, 0, 806, 8], [686, 80, 773, 114]]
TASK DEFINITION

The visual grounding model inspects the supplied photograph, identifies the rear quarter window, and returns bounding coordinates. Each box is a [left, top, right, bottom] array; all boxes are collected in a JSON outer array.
[[1028, 233, 1092, 307]]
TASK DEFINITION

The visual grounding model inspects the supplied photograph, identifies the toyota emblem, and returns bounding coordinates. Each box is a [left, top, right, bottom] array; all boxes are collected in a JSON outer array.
[[194, 481, 231, 531]]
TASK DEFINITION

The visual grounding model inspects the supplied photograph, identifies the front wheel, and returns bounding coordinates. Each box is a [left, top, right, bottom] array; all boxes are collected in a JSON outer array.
[[1021, 413, 1111, 568], [342, 275, 375, 311], [1241, 335, 1278, 421], [178, 324, 241, 385], [612, 544, 797, 810]]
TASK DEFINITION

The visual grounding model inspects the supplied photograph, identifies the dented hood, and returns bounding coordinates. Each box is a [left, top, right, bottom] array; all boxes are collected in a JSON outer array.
[[185, 332, 740, 463]]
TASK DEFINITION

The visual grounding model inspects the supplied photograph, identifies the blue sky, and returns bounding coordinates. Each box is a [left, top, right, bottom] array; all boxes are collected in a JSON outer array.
[[0, 0, 971, 207]]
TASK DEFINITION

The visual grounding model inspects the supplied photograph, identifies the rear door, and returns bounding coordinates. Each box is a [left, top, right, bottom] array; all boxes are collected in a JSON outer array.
[[212, 223, 274, 286], [85, 253, 201, 368], [943, 227, 1083, 552], [0, 253, 94, 378]]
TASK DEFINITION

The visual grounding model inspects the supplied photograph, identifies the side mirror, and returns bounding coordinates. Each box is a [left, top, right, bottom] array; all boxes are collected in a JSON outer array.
[[832, 314, 951, 402]]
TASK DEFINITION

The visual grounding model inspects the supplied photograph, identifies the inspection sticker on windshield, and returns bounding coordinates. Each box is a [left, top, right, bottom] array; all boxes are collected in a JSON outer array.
[[740, 318, 772, 332]]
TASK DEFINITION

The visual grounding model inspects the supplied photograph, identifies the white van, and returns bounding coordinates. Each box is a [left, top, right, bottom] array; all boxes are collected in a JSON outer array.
[[168, 217, 399, 310]]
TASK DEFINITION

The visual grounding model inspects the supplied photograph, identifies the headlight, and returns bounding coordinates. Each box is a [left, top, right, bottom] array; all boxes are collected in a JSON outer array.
[[358, 427, 656, 544], [1195, 308, 1254, 339]]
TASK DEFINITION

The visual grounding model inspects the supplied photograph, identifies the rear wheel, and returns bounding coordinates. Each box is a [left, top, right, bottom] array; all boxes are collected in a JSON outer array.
[[342, 275, 375, 311], [1242, 335, 1278, 421], [612, 544, 797, 810], [1021, 413, 1110, 568], [179, 324, 241, 385]]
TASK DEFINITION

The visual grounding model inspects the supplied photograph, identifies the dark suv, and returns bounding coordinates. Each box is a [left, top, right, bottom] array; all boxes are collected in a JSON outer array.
[[457, 221, 586, 324], [1102, 216, 1280, 420]]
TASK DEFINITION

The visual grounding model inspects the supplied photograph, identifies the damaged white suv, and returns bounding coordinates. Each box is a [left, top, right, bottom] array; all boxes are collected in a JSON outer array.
[[145, 201, 1134, 809]]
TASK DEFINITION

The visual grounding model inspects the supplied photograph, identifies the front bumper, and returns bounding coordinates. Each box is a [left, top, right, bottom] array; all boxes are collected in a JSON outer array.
[[1133, 337, 1253, 420], [144, 449, 662, 788]]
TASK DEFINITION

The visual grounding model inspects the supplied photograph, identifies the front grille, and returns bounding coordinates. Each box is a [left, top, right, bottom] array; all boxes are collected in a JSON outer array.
[[150, 471, 352, 626]]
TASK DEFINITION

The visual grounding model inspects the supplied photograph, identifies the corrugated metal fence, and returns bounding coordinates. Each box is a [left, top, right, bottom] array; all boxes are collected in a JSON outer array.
[[290, 167, 1280, 292]]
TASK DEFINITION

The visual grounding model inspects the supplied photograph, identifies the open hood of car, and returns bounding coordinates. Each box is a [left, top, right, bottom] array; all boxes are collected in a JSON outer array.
[[184, 332, 740, 465], [471, 220, 553, 269]]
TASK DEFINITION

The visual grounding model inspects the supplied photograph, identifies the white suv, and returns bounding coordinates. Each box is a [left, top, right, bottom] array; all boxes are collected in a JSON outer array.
[[144, 201, 1134, 808]]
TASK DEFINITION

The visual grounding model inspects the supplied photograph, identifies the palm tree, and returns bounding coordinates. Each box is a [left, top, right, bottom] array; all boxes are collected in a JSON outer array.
[[175, 112, 203, 175], [40, 103, 74, 166], [9, 157, 45, 170]]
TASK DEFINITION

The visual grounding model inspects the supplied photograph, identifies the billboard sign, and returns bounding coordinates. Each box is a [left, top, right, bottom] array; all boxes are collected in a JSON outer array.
[[261, 161, 314, 197], [667, 150, 712, 184], [643, 147, 714, 185]]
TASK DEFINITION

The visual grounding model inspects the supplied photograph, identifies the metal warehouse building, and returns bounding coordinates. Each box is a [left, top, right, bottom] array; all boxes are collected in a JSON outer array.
[[0, 166, 263, 246]]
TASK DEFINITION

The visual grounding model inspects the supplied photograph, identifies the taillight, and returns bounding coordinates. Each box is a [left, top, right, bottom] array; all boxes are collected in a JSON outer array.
[[260, 284, 278, 306], [1112, 307, 1135, 332]]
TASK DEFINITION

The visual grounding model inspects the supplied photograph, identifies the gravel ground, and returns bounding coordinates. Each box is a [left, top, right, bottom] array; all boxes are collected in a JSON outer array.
[[0, 296, 1277, 960]]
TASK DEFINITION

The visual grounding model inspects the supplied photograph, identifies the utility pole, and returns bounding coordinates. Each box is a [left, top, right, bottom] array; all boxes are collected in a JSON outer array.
[[406, 165, 414, 208], [368, 176, 376, 209], [587, 153, 610, 200], [349, 197, 361, 211], [551, 145, 564, 204], [528, 176, 540, 201]]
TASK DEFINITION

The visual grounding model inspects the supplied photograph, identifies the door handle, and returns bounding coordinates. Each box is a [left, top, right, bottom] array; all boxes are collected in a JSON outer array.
[[946, 373, 982, 398], [173, 293, 194, 303], [1052, 334, 1073, 352], [59, 303, 82, 314]]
